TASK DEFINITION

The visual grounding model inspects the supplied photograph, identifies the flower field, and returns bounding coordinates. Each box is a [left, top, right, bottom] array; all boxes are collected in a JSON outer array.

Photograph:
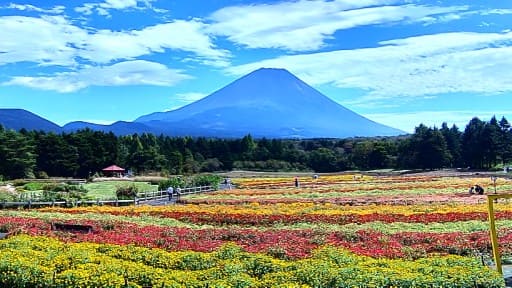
[[0, 174, 511, 287]]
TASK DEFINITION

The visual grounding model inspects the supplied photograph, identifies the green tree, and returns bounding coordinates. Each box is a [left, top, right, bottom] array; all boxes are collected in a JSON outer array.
[[240, 134, 257, 159], [167, 151, 184, 175], [440, 123, 462, 168], [308, 148, 337, 172], [398, 125, 450, 170], [461, 117, 486, 169], [0, 130, 36, 179], [481, 116, 501, 168], [499, 116, 512, 164]]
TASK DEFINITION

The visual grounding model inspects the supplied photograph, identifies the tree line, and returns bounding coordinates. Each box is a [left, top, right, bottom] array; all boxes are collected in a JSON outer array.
[[0, 116, 510, 180]]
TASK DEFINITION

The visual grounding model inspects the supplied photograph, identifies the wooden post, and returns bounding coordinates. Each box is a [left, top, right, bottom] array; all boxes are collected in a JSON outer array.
[[487, 195, 501, 274], [486, 194, 512, 274]]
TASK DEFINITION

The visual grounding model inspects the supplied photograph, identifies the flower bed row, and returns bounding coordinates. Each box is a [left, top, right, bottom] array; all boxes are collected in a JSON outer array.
[[1, 216, 511, 259], [181, 193, 489, 205], [40, 202, 512, 217], [37, 203, 512, 226], [0, 234, 504, 288], [110, 210, 510, 226], [5, 208, 512, 234], [233, 175, 510, 191]]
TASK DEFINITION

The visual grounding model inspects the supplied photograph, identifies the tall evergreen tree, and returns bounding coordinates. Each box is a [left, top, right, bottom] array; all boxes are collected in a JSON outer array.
[[481, 116, 501, 168], [36, 132, 79, 177], [440, 123, 462, 167], [398, 124, 450, 169], [461, 117, 486, 169], [499, 116, 512, 164], [0, 130, 36, 179]]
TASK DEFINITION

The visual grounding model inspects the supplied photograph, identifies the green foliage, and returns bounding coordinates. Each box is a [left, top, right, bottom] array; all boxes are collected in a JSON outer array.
[[0, 193, 14, 202], [0, 115, 511, 177], [0, 130, 36, 179], [40, 183, 88, 202], [398, 124, 451, 170], [115, 184, 139, 200], [84, 181, 157, 200], [22, 182, 45, 191], [0, 236, 505, 288], [42, 183, 85, 193], [159, 174, 221, 190], [191, 174, 222, 188], [158, 177, 185, 190], [35, 171, 49, 179]]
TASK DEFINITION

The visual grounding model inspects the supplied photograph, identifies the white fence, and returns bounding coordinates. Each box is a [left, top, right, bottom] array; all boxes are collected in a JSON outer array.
[[0, 185, 216, 208], [135, 186, 215, 203]]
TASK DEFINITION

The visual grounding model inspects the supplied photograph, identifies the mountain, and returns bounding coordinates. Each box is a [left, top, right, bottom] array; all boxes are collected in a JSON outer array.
[[62, 121, 153, 135], [0, 109, 61, 133], [1, 68, 404, 138], [135, 68, 403, 138]]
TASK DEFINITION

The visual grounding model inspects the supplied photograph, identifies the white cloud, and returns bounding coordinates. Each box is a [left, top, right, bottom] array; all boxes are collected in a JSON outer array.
[[0, 15, 229, 67], [422, 8, 512, 26], [77, 119, 116, 125], [100, 0, 138, 9], [481, 9, 512, 15], [175, 92, 208, 102], [0, 15, 86, 66], [3, 3, 65, 14], [226, 31, 512, 105], [3, 60, 191, 92], [75, 0, 164, 16], [208, 0, 468, 51], [83, 20, 229, 65], [366, 110, 512, 133], [74, 3, 95, 15]]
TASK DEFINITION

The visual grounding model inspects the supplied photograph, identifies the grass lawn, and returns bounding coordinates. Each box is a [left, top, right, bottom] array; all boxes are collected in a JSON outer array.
[[84, 181, 158, 200]]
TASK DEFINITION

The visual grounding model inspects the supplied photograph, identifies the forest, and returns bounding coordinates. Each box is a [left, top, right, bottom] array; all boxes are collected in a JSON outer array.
[[0, 116, 510, 180]]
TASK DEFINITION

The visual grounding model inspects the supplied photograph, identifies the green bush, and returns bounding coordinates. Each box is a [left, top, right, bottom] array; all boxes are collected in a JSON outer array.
[[158, 175, 222, 191], [116, 185, 139, 200], [0, 236, 506, 288], [11, 179, 29, 187], [40, 183, 88, 202], [35, 171, 49, 179], [22, 182, 45, 191], [0, 192, 17, 202], [158, 177, 185, 191], [191, 174, 222, 188]]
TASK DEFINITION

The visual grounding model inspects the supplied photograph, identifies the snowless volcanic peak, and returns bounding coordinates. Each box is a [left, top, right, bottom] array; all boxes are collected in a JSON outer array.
[[134, 68, 404, 138]]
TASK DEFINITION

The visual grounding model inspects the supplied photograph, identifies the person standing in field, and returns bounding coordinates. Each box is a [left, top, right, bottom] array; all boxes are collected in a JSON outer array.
[[167, 186, 174, 201], [176, 187, 182, 202]]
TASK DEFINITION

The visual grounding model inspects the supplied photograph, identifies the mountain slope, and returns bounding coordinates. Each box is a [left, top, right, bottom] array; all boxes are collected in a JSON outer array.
[[62, 121, 153, 135], [0, 109, 61, 132], [136, 68, 403, 138]]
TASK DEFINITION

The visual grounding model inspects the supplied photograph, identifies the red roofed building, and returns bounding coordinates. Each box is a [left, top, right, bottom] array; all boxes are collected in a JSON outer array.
[[102, 165, 125, 177]]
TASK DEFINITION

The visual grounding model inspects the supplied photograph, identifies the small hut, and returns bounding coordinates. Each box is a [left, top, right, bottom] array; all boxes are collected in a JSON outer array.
[[102, 165, 125, 178]]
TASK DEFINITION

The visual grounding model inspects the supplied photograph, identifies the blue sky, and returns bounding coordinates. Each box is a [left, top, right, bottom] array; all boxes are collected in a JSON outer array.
[[1, 0, 511, 133]]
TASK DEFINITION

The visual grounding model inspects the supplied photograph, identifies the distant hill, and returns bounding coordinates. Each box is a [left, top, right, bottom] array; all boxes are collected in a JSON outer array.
[[135, 68, 404, 138], [1, 68, 404, 138], [0, 109, 61, 133], [62, 121, 153, 135]]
